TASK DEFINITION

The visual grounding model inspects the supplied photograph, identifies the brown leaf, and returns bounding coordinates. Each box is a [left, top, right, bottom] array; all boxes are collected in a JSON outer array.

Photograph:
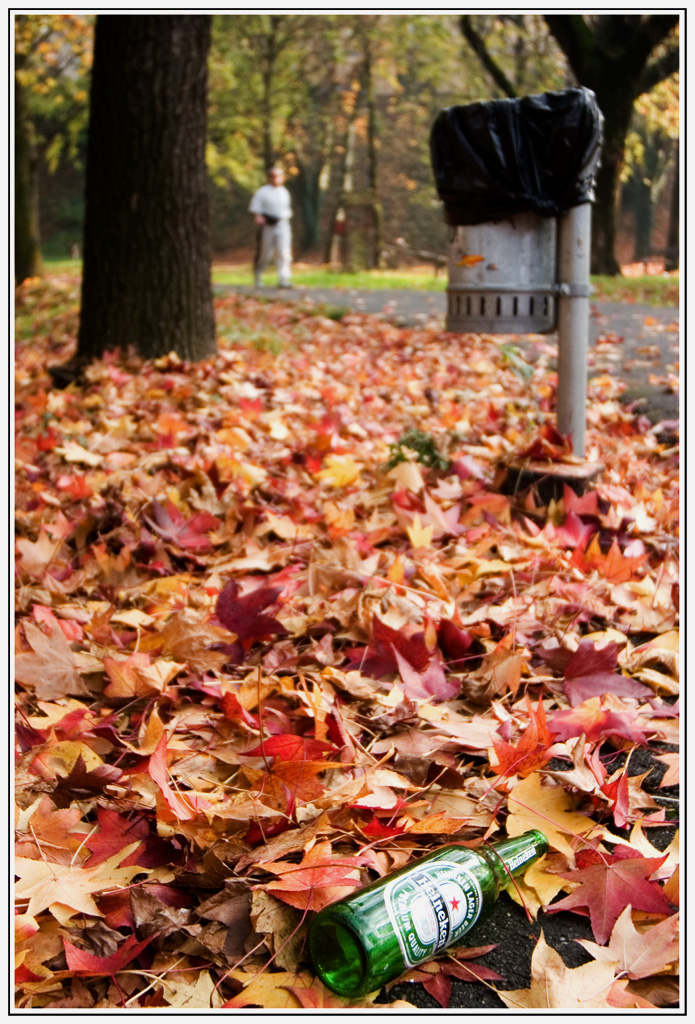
[[15, 621, 90, 698]]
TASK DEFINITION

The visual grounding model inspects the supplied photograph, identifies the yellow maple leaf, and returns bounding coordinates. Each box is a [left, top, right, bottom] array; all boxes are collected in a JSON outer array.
[[499, 932, 618, 1008], [316, 454, 362, 488], [506, 773, 607, 864], [387, 460, 425, 493], [28, 740, 103, 781], [15, 845, 143, 920], [506, 855, 572, 916], [224, 969, 314, 1009], [407, 514, 434, 549], [55, 440, 103, 467], [324, 501, 356, 533]]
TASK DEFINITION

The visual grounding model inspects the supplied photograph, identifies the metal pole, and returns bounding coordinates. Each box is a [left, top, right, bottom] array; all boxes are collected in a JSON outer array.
[[556, 203, 592, 458]]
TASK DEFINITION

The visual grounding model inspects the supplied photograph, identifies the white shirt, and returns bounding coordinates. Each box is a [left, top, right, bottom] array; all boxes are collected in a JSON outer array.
[[249, 184, 292, 220]]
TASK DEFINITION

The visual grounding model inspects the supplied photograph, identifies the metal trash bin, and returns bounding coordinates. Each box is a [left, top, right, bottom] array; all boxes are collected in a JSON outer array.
[[447, 211, 557, 334], [430, 87, 603, 455]]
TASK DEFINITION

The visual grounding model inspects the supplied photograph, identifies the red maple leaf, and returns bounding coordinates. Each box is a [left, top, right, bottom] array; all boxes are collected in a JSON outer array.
[[220, 689, 259, 727], [144, 499, 220, 552], [243, 734, 335, 761], [437, 619, 475, 669], [393, 646, 460, 701], [345, 615, 460, 700], [84, 807, 149, 866], [491, 698, 553, 778], [517, 423, 573, 461], [63, 933, 157, 977], [404, 946, 501, 1007], [546, 511, 595, 550], [562, 484, 599, 517], [216, 578, 287, 642], [550, 700, 650, 745], [561, 640, 651, 706], [546, 847, 672, 944]]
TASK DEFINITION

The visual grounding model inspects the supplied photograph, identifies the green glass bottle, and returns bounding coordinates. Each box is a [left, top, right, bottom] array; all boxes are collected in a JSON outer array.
[[309, 829, 548, 998]]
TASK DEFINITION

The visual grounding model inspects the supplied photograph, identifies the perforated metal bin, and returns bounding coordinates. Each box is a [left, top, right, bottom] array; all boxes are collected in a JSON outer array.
[[446, 211, 557, 334]]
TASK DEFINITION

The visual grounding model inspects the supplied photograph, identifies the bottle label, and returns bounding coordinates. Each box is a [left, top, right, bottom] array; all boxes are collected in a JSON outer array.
[[383, 860, 483, 968]]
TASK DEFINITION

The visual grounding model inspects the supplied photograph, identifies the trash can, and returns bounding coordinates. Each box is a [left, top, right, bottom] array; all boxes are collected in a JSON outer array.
[[430, 87, 603, 457], [430, 87, 602, 335]]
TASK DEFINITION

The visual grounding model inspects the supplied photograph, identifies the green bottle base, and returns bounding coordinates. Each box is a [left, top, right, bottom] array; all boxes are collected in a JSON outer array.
[[309, 912, 371, 997]]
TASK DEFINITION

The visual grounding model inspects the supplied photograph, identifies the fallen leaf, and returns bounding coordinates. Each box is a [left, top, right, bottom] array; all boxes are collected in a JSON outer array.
[[15, 845, 143, 920], [578, 905, 678, 979], [546, 846, 672, 944], [63, 933, 156, 977], [506, 773, 606, 863], [263, 840, 362, 912], [499, 931, 618, 1008], [15, 622, 90, 699]]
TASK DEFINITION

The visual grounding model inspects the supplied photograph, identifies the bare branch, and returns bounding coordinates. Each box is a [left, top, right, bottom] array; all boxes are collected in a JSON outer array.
[[459, 15, 518, 99]]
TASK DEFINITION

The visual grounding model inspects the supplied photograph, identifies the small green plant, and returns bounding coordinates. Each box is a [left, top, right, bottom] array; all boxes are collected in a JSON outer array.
[[319, 304, 351, 321], [500, 343, 533, 382], [385, 428, 452, 472]]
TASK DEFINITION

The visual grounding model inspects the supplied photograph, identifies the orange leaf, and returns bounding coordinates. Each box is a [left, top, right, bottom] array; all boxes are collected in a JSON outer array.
[[492, 698, 553, 778], [264, 840, 362, 912], [572, 535, 649, 582]]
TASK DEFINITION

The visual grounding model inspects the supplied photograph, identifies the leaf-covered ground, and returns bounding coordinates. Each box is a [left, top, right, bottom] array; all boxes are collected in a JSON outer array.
[[15, 278, 679, 1009]]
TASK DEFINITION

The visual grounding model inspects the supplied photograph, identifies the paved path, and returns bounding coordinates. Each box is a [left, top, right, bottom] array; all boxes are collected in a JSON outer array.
[[230, 284, 679, 425]]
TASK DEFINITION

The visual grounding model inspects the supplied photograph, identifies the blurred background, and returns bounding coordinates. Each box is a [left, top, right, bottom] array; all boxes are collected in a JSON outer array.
[[15, 14, 679, 276]]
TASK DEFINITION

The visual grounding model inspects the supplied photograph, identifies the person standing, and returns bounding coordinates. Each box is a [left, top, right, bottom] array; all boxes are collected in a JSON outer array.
[[249, 165, 293, 288]]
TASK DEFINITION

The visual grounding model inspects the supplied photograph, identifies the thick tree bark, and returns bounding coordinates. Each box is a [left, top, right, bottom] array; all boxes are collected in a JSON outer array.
[[665, 148, 679, 271], [77, 14, 216, 361], [14, 74, 43, 284], [544, 14, 679, 275]]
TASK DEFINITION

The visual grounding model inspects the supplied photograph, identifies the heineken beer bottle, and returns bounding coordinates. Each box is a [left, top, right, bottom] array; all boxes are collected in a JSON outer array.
[[309, 829, 548, 997]]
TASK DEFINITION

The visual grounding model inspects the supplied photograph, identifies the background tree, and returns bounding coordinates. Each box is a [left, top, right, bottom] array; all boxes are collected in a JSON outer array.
[[458, 14, 679, 274], [77, 14, 216, 362], [209, 15, 344, 253], [620, 74, 679, 263], [543, 14, 679, 274], [14, 14, 92, 282]]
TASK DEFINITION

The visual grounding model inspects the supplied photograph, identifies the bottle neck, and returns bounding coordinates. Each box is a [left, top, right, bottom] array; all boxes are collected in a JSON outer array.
[[481, 830, 548, 888]]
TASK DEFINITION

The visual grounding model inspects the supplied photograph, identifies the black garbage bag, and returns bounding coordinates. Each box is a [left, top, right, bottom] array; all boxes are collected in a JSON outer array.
[[430, 87, 603, 226]]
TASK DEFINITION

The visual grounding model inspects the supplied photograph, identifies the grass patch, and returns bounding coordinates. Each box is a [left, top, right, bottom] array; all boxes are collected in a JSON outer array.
[[590, 274, 679, 307], [42, 259, 679, 307], [212, 263, 447, 292]]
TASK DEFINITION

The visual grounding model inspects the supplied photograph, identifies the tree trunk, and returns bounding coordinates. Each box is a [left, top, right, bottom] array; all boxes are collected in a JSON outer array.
[[631, 174, 654, 262], [543, 14, 679, 275], [665, 147, 679, 271], [14, 74, 43, 284], [590, 143, 622, 276], [325, 117, 357, 267], [294, 164, 322, 253], [260, 17, 281, 170], [364, 45, 383, 269], [77, 14, 215, 362]]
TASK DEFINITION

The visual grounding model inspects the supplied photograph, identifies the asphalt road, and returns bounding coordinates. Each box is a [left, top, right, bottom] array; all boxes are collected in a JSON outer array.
[[231, 284, 679, 425]]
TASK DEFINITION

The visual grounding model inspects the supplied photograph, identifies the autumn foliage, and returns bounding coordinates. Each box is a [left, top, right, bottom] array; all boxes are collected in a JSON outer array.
[[14, 277, 679, 1009]]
